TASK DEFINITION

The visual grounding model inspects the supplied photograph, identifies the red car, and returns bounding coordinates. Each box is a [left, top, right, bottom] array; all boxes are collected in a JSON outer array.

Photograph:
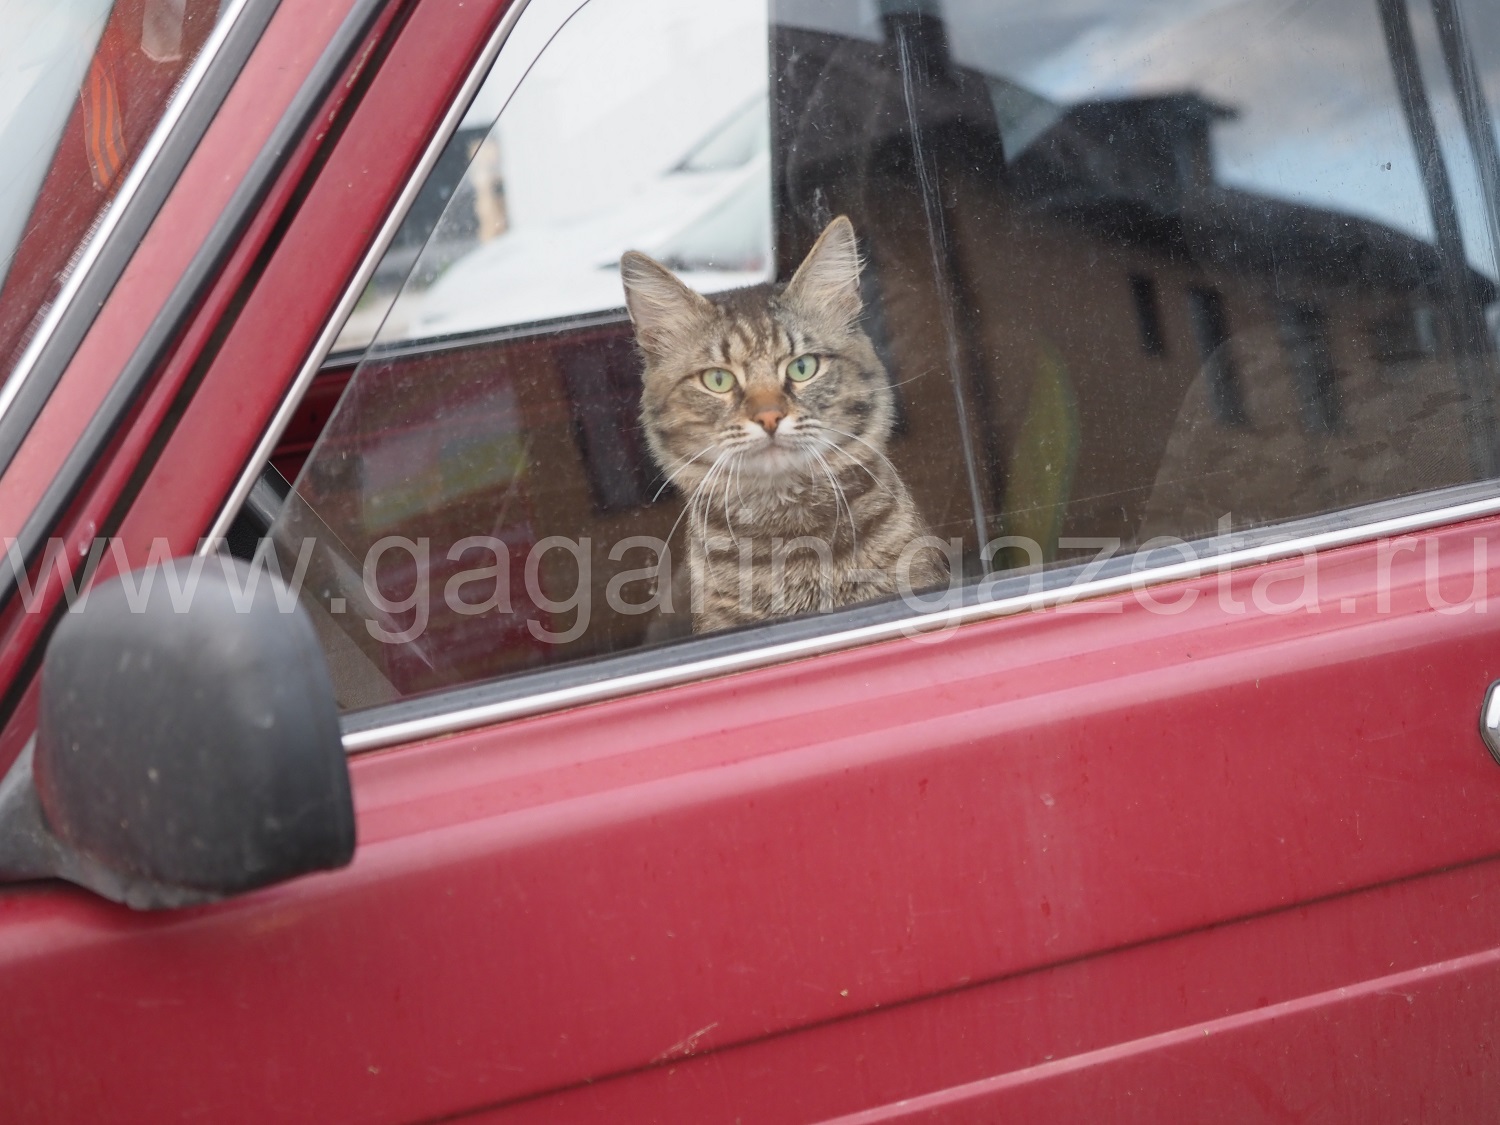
[[4, 0, 1500, 1120]]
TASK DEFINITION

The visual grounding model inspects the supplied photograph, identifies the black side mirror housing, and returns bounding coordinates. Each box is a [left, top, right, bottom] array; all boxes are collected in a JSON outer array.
[[0, 557, 354, 909]]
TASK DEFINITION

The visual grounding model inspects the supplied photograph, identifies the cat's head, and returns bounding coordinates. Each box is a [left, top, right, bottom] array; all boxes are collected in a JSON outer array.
[[620, 216, 894, 492]]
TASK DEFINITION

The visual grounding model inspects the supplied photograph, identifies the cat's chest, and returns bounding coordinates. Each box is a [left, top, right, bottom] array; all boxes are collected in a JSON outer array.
[[729, 479, 837, 531]]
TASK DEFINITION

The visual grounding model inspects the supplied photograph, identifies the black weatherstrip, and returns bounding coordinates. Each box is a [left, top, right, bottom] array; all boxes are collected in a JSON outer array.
[[0, 0, 395, 622], [0, 0, 282, 477]]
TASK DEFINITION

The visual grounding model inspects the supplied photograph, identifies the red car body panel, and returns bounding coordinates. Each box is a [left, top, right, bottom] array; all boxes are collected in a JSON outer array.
[[492, 870, 1500, 1123], [4, 522, 1500, 1121], [2, 0, 1499, 1121]]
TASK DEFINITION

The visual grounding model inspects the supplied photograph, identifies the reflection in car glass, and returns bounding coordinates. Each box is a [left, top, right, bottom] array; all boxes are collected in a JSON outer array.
[[0, 0, 230, 380], [240, 0, 1500, 710]]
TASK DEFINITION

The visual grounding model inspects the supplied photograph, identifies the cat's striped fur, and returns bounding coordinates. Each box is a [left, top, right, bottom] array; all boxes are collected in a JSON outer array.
[[621, 216, 947, 633]]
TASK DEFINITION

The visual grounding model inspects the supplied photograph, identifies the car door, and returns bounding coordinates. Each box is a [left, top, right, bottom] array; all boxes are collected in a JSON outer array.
[[5, 0, 1500, 1122]]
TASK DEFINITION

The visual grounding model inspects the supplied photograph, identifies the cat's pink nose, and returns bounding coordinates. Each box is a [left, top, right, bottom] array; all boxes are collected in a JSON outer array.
[[752, 408, 785, 435]]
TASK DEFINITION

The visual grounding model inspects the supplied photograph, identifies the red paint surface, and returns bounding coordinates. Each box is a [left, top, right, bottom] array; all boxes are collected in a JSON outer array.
[[3, 520, 1500, 1121], [483, 861, 1500, 1123], [822, 943, 1500, 1123]]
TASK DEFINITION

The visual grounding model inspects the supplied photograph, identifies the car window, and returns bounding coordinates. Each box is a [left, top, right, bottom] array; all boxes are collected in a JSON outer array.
[[332, 0, 772, 353], [244, 0, 1500, 712], [0, 0, 233, 381]]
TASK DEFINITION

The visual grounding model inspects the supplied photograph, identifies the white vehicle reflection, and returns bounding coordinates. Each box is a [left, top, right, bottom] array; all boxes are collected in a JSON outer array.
[[398, 97, 772, 341]]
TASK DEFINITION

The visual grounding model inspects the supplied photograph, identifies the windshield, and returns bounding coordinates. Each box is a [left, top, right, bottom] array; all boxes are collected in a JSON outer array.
[[0, 0, 113, 293], [0, 0, 230, 378]]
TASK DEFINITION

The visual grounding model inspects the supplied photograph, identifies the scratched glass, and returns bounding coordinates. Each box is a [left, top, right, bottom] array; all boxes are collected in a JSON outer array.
[[229, 0, 1500, 709]]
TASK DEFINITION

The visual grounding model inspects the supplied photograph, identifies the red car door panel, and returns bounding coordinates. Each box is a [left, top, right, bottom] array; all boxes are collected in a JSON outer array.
[[488, 863, 1500, 1122], [4, 517, 1499, 1122]]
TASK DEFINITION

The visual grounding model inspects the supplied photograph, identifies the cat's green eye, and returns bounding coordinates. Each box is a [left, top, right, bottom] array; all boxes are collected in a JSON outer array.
[[787, 354, 820, 383], [701, 368, 735, 393]]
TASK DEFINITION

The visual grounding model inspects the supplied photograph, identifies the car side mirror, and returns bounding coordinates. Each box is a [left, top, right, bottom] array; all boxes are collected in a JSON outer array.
[[0, 557, 354, 909]]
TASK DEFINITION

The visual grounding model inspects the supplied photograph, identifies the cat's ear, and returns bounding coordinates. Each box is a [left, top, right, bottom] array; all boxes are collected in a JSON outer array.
[[620, 251, 711, 358], [783, 215, 862, 328]]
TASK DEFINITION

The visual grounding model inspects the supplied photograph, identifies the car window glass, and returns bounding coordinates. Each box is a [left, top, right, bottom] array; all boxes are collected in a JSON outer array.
[[333, 0, 771, 352], [0, 0, 232, 379], [250, 0, 1500, 712]]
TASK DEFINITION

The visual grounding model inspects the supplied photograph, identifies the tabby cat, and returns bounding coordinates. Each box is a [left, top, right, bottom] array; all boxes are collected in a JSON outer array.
[[621, 216, 947, 633]]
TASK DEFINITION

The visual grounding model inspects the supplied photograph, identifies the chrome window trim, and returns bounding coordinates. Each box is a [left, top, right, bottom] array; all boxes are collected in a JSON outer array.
[[201, 0, 544, 549], [0, 0, 261, 432], [342, 482, 1500, 754]]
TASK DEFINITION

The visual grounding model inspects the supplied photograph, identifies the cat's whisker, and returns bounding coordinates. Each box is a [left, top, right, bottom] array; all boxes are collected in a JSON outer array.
[[702, 460, 727, 546], [652, 442, 720, 502], [732, 451, 749, 515], [693, 455, 726, 547], [819, 424, 904, 480], [663, 449, 730, 560], [887, 369, 935, 391], [814, 434, 891, 496], [808, 450, 841, 537], [809, 446, 857, 560], [720, 451, 743, 548], [697, 452, 737, 549], [826, 454, 858, 556], [712, 455, 736, 540]]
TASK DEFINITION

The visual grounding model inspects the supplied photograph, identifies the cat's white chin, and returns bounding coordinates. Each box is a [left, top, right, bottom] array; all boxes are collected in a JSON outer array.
[[736, 441, 816, 478]]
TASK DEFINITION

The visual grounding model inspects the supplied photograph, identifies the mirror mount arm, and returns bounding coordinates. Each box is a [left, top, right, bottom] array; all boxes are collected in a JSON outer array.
[[0, 742, 218, 909], [0, 743, 60, 884]]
